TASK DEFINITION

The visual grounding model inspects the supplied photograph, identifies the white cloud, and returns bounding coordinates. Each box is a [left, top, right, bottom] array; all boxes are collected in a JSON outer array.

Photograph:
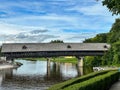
[[0, 29, 59, 44], [0, 13, 113, 32], [67, 2, 111, 16], [0, 22, 22, 34], [0, 0, 118, 44]]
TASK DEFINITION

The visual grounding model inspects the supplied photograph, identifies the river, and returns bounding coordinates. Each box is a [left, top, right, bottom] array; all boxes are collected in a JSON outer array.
[[0, 59, 93, 90]]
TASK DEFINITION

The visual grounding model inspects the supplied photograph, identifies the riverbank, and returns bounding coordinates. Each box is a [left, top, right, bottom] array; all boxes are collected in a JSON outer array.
[[0, 64, 14, 70], [22, 57, 78, 64], [51, 57, 77, 64], [0, 62, 23, 70]]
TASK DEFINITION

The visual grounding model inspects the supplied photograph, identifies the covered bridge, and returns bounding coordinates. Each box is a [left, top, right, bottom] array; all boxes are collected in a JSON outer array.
[[1, 43, 110, 59]]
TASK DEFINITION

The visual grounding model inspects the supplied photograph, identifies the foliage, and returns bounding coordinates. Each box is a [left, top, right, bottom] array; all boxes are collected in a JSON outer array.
[[102, 0, 120, 15], [84, 18, 120, 66], [112, 41, 120, 65], [51, 57, 77, 64], [48, 70, 111, 90], [108, 19, 120, 43], [84, 33, 108, 43], [24, 58, 47, 61], [50, 40, 64, 43], [48, 70, 119, 90], [24, 57, 78, 64], [84, 56, 102, 66], [101, 47, 113, 65], [63, 71, 119, 90]]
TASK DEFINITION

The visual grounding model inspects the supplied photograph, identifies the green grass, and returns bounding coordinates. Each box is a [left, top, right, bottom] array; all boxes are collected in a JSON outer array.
[[22, 57, 77, 64], [24, 58, 47, 61], [63, 71, 119, 90], [48, 70, 112, 90], [48, 70, 119, 90], [51, 57, 77, 64]]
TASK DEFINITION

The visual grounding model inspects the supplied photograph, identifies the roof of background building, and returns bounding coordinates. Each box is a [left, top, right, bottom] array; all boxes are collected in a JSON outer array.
[[1, 43, 110, 53]]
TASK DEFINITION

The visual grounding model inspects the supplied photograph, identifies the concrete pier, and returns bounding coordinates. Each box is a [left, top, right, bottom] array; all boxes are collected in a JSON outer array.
[[77, 57, 84, 67], [77, 66, 83, 76], [47, 58, 51, 78], [47, 58, 51, 67]]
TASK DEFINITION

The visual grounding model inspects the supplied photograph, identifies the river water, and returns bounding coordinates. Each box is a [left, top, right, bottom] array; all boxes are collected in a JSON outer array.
[[0, 59, 93, 90]]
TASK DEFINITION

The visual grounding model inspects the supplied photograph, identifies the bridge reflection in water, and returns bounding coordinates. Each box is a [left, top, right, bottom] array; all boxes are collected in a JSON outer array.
[[0, 60, 93, 90]]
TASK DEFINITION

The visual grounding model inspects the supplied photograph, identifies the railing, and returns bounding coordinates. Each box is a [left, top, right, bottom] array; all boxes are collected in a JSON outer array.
[[3, 51, 106, 59]]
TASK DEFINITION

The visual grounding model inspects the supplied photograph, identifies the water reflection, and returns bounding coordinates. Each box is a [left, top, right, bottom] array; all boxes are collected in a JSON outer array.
[[0, 60, 93, 90]]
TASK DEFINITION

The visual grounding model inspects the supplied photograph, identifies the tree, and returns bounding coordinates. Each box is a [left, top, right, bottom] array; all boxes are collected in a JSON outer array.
[[84, 56, 102, 66], [107, 19, 120, 43], [112, 41, 120, 65], [102, 0, 120, 15], [102, 47, 113, 65], [50, 40, 64, 43], [83, 18, 120, 66], [84, 33, 108, 43]]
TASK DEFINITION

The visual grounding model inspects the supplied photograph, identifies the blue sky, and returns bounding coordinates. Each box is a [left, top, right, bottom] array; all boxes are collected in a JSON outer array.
[[0, 0, 119, 43]]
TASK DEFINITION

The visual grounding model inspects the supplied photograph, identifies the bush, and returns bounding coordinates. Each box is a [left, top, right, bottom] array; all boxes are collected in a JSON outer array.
[[63, 71, 119, 90], [48, 70, 111, 90]]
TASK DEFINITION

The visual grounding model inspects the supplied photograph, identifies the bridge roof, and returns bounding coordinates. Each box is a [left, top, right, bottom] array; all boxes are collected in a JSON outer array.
[[1, 43, 110, 53]]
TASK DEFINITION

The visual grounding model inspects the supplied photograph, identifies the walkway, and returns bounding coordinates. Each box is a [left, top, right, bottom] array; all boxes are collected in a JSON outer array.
[[109, 79, 120, 90], [0, 64, 14, 70]]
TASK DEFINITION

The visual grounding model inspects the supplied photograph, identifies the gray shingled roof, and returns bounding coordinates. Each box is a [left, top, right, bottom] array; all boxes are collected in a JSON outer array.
[[1, 43, 110, 53]]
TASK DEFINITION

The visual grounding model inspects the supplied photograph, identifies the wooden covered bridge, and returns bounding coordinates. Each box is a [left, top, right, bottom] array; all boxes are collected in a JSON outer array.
[[1, 43, 110, 66]]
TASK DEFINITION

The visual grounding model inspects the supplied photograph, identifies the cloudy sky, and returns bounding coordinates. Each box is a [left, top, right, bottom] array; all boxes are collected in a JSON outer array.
[[0, 0, 119, 44]]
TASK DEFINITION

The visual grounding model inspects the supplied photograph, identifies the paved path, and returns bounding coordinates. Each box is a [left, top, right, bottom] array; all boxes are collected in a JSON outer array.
[[0, 64, 14, 70], [109, 80, 120, 90]]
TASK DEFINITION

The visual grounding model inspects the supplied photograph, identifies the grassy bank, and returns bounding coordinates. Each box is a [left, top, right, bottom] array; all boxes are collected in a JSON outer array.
[[23, 57, 77, 64], [51, 57, 77, 64], [48, 70, 119, 90], [24, 58, 47, 61]]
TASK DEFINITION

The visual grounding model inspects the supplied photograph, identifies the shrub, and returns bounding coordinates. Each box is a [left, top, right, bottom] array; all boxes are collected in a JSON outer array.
[[63, 71, 119, 90], [48, 70, 111, 90]]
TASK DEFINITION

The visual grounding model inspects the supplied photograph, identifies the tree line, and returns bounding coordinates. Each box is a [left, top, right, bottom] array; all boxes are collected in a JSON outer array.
[[84, 18, 120, 66]]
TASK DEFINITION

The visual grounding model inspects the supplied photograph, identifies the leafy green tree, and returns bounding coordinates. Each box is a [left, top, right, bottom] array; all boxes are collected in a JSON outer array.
[[50, 40, 64, 43], [112, 41, 120, 65], [84, 56, 102, 66], [102, 0, 120, 15], [84, 18, 120, 66], [107, 19, 120, 43], [84, 56, 95, 66], [102, 47, 113, 65], [84, 33, 108, 43]]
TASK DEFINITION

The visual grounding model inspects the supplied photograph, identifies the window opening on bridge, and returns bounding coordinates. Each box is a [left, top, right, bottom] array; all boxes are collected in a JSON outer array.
[[104, 45, 107, 48], [67, 45, 71, 48], [22, 45, 27, 49]]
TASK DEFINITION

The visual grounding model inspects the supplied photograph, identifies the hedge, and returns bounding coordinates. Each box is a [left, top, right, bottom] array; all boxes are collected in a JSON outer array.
[[63, 71, 119, 90], [48, 70, 111, 90]]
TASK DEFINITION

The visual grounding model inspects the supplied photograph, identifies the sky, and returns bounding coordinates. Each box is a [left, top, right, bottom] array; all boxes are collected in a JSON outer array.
[[0, 0, 119, 44]]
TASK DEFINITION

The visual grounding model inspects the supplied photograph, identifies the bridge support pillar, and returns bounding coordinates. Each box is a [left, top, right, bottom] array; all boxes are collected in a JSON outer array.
[[77, 56, 84, 67], [77, 66, 83, 76], [47, 58, 51, 67], [47, 58, 51, 78]]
